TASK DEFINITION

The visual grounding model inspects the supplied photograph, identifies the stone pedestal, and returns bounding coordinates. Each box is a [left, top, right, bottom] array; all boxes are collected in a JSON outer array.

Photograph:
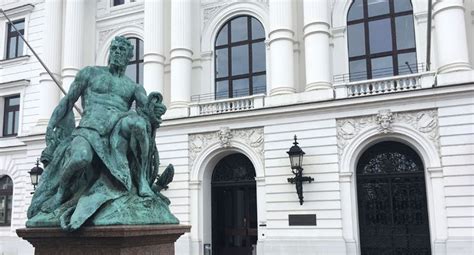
[[16, 225, 190, 255]]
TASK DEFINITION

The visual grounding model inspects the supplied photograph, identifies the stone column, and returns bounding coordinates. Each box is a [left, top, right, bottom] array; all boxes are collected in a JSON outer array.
[[427, 167, 448, 253], [189, 181, 201, 253], [268, 0, 295, 95], [169, 0, 192, 117], [144, 0, 165, 94], [37, 0, 62, 127], [339, 172, 357, 255], [62, 0, 86, 92], [433, 0, 471, 73], [303, 0, 332, 93]]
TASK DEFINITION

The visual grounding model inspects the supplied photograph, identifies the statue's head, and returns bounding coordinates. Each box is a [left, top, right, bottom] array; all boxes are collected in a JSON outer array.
[[108, 36, 134, 68]]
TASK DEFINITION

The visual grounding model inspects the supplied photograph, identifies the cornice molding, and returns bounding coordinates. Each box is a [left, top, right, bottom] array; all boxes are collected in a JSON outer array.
[[0, 4, 34, 20]]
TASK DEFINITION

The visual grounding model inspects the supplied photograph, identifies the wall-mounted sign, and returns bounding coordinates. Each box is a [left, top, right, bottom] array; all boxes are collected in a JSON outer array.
[[288, 214, 317, 226]]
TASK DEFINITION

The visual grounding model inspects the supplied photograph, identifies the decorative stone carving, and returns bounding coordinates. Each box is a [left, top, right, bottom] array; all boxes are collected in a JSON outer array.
[[189, 127, 264, 167], [218, 127, 232, 148], [337, 109, 440, 157], [376, 109, 393, 134], [202, 2, 228, 28], [201, 0, 269, 29]]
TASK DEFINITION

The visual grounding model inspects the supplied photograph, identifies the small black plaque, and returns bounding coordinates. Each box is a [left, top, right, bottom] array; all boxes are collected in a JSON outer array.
[[288, 214, 317, 226]]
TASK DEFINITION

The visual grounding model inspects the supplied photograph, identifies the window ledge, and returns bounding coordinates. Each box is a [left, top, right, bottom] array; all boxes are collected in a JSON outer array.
[[0, 55, 30, 68], [0, 79, 30, 90], [0, 136, 25, 149]]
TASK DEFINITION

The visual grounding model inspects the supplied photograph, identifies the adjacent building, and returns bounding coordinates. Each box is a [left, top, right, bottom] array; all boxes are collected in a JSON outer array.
[[0, 0, 473, 254]]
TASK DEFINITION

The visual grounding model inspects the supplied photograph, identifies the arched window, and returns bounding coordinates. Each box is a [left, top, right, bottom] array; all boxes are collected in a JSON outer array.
[[347, 0, 417, 81], [215, 16, 266, 100], [0, 175, 13, 226], [125, 37, 144, 85]]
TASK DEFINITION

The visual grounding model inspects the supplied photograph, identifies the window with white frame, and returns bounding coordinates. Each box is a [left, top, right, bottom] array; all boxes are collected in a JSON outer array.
[[5, 19, 25, 60], [124, 37, 144, 85], [347, 0, 417, 81], [0, 175, 13, 226], [2, 95, 20, 137], [112, 0, 137, 7], [214, 15, 266, 100]]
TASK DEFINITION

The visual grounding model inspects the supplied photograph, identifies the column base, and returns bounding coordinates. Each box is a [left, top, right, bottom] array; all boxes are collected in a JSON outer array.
[[437, 69, 474, 87], [258, 237, 346, 255], [437, 62, 471, 74], [299, 88, 334, 102], [305, 82, 332, 91], [270, 87, 296, 96], [165, 105, 190, 119], [17, 225, 190, 255]]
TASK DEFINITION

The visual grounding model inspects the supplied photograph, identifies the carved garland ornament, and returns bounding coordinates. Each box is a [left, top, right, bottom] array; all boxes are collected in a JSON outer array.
[[337, 109, 440, 157], [189, 127, 264, 167]]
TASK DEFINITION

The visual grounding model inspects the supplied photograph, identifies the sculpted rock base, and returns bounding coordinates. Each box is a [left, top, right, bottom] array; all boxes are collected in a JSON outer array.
[[26, 193, 179, 228]]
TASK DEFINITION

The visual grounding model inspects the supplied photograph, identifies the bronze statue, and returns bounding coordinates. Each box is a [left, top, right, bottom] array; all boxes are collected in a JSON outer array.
[[27, 36, 178, 231]]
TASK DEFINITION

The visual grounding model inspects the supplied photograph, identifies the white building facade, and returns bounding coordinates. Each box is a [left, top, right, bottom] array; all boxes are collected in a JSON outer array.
[[0, 0, 473, 254]]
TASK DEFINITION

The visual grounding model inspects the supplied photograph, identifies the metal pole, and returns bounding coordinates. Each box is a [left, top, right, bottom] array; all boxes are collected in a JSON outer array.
[[0, 8, 83, 116], [426, 0, 433, 71]]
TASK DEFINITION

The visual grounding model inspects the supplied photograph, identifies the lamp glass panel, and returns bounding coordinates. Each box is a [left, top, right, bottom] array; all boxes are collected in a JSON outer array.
[[30, 173, 38, 186], [298, 154, 304, 167], [290, 154, 300, 168]]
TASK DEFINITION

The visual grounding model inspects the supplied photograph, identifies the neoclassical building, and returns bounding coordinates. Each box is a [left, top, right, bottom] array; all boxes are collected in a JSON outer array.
[[0, 0, 473, 254]]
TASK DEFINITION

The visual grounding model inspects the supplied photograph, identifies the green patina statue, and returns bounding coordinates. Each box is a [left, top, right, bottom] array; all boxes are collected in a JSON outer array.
[[26, 36, 179, 231]]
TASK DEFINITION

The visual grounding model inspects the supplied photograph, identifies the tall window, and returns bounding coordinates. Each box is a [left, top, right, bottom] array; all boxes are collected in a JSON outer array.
[[5, 19, 25, 60], [112, 0, 136, 7], [3, 95, 20, 137], [0, 175, 13, 226], [215, 16, 266, 99], [125, 37, 144, 85], [347, 0, 417, 81], [113, 0, 125, 6]]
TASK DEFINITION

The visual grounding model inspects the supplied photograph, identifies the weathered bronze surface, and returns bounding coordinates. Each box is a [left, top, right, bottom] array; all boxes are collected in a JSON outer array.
[[26, 36, 178, 231]]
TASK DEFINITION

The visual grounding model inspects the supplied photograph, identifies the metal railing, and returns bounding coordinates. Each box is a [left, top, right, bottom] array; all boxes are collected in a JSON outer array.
[[333, 63, 425, 84], [191, 87, 266, 102]]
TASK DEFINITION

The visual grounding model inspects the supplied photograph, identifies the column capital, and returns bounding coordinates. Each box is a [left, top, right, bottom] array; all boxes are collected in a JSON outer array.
[[339, 172, 353, 183], [427, 167, 443, 179]]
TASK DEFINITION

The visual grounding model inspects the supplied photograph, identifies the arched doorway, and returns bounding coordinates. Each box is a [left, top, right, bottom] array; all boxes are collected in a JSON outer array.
[[212, 153, 257, 255], [356, 141, 431, 254]]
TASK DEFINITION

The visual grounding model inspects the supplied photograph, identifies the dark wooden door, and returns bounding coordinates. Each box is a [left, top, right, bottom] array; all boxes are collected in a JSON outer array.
[[211, 154, 257, 255], [357, 141, 431, 255]]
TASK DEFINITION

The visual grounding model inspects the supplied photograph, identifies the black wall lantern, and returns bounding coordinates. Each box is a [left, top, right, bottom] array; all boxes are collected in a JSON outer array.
[[287, 135, 314, 205], [29, 159, 43, 194]]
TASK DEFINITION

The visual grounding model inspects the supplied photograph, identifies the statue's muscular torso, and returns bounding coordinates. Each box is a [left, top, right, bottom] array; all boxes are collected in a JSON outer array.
[[78, 66, 140, 135]]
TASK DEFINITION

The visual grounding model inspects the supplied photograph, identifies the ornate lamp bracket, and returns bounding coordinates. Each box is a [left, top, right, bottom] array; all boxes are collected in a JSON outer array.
[[287, 135, 314, 205]]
